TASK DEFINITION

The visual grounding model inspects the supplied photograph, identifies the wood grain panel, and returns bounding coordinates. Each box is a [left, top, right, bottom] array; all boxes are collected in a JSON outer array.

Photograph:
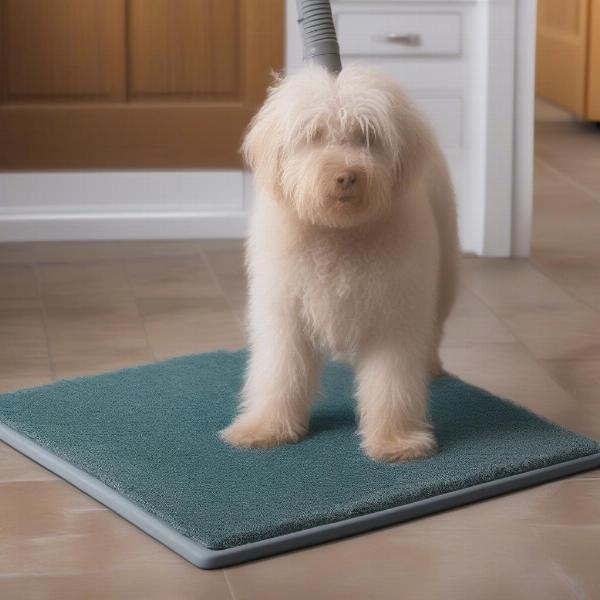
[[536, 0, 589, 116], [0, 103, 252, 169], [0, 0, 283, 168], [586, 0, 600, 120], [2, 0, 125, 102], [539, 0, 583, 33], [128, 0, 238, 99]]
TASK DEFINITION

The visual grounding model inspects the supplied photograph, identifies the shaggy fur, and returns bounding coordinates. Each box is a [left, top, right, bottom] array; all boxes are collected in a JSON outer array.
[[220, 65, 460, 462]]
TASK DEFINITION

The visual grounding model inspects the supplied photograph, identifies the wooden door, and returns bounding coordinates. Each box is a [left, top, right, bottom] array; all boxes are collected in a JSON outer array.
[[587, 0, 600, 120], [0, 0, 283, 169], [536, 0, 589, 116]]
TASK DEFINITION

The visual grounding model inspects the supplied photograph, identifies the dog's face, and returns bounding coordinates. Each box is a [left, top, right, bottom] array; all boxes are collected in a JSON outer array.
[[243, 65, 432, 229]]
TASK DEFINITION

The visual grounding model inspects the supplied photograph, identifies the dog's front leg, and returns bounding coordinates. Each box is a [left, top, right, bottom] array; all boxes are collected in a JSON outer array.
[[220, 306, 321, 449], [355, 342, 436, 462]]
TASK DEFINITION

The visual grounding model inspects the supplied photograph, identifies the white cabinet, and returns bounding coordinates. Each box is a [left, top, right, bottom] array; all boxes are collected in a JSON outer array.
[[336, 8, 461, 56], [287, 0, 536, 257], [337, 11, 462, 56]]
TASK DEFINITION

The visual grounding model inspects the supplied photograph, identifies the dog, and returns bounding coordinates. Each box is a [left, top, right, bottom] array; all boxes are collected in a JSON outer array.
[[220, 65, 459, 461]]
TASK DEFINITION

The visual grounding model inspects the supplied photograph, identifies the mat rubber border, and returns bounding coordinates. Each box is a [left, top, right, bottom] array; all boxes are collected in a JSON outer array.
[[2, 422, 599, 569]]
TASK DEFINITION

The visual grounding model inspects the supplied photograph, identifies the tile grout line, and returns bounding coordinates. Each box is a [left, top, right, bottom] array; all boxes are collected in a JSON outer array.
[[32, 262, 58, 383], [198, 249, 246, 333], [531, 156, 600, 315], [223, 569, 239, 600], [123, 259, 158, 363], [528, 257, 600, 316], [535, 156, 600, 206], [460, 269, 595, 448]]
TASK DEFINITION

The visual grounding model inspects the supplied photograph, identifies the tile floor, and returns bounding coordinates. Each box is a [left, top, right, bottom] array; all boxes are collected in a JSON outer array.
[[1, 99, 600, 598]]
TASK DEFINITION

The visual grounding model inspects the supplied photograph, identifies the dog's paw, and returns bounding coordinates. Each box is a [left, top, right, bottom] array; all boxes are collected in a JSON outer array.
[[361, 429, 436, 462], [219, 415, 307, 449]]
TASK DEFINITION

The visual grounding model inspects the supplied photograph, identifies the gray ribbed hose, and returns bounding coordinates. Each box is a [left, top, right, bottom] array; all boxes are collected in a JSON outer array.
[[296, 0, 342, 73]]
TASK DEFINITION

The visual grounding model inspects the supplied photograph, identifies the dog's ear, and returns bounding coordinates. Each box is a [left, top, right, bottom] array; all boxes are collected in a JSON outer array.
[[241, 75, 285, 196], [392, 97, 436, 190]]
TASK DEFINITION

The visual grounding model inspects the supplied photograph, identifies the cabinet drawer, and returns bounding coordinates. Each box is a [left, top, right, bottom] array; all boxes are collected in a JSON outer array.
[[336, 12, 462, 57]]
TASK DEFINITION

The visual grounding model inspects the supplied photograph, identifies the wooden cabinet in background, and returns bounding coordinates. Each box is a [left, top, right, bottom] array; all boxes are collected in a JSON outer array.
[[536, 0, 600, 120], [0, 0, 284, 169]]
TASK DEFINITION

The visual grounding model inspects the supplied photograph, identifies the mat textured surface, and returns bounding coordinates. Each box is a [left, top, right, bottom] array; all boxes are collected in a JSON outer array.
[[1, 350, 599, 568]]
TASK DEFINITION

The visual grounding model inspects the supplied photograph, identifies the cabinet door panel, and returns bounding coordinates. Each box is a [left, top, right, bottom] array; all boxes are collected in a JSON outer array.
[[0, 0, 283, 169], [536, 0, 589, 116], [3, 0, 125, 102], [128, 0, 238, 99]]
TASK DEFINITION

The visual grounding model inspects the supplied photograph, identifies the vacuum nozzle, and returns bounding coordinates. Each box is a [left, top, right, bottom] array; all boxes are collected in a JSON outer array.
[[296, 0, 342, 73]]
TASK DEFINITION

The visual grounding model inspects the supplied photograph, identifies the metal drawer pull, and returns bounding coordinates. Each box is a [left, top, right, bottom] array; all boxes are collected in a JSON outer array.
[[385, 33, 422, 46]]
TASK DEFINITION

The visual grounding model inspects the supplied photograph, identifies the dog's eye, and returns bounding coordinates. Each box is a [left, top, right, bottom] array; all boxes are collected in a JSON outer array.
[[354, 129, 375, 147], [308, 128, 323, 143]]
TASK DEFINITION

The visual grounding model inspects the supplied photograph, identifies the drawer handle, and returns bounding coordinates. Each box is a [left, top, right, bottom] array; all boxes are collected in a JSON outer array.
[[385, 33, 422, 46]]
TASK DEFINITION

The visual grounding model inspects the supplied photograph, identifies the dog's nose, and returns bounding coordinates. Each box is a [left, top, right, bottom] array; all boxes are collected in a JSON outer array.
[[335, 171, 357, 191]]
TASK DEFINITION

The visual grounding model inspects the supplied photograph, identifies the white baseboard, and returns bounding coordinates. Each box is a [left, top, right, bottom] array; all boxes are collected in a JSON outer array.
[[0, 170, 251, 242], [0, 212, 249, 242]]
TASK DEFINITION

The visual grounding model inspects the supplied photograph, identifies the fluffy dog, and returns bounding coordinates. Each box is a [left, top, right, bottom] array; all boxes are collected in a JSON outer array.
[[221, 65, 459, 461]]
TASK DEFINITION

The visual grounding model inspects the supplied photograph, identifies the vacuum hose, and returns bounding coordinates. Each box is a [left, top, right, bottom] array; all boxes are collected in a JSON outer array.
[[296, 0, 342, 73]]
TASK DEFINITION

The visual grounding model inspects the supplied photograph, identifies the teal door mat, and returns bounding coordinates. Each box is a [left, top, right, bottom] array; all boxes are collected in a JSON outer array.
[[1, 350, 599, 569]]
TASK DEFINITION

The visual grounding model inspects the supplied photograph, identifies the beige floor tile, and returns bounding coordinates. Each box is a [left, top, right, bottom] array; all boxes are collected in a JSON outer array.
[[195, 239, 245, 253], [0, 298, 52, 392], [532, 158, 566, 197], [542, 357, 600, 399], [530, 168, 600, 310], [137, 295, 245, 358], [518, 478, 600, 594], [531, 256, 600, 312], [38, 262, 129, 297], [0, 243, 37, 264], [0, 264, 39, 299], [1, 571, 232, 600], [225, 479, 600, 600], [540, 358, 600, 438], [442, 286, 515, 347], [0, 369, 52, 395], [500, 308, 600, 362], [126, 255, 222, 298], [576, 468, 600, 479], [202, 243, 247, 320], [43, 292, 153, 378], [116, 239, 208, 259], [0, 443, 57, 483], [535, 117, 600, 194], [462, 258, 578, 317], [0, 480, 232, 600], [440, 342, 580, 430], [534, 97, 577, 124], [532, 197, 600, 265], [1, 240, 206, 265], [31, 241, 132, 264]]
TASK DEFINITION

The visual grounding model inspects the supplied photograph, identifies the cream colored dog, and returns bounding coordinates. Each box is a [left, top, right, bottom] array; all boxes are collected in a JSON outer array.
[[221, 65, 459, 462]]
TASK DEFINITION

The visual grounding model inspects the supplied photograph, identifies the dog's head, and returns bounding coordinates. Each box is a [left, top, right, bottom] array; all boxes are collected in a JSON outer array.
[[242, 65, 434, 229]]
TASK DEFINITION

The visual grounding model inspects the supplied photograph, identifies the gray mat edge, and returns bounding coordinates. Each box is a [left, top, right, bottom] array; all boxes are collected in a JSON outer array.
[[2, 421, 599, 569]]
